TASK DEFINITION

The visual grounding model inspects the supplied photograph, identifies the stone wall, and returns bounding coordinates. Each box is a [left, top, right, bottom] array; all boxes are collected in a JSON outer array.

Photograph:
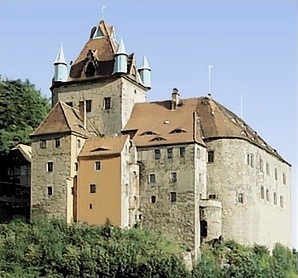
[[52, 77, 146, 137], [138, 143, 206, 261], [206, 138, 291, 250], [31, 133, 86, 222]]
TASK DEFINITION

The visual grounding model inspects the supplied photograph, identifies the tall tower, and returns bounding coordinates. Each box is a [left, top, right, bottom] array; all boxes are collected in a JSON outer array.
[[50, 20, 151, 137]]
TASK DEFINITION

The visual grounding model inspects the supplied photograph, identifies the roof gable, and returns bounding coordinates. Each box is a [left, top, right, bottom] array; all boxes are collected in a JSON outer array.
[[31, 102, 96, 137], [79, 135, 129, 157]]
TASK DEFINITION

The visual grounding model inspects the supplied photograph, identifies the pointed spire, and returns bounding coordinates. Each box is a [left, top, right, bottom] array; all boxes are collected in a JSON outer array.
[[139, 55, 151, 70], [116, 38, 127, 55], [53, 43, 68, 82], [113, 38, 128, 74], [138, 55, 151, 89], [54, 42, 67, 65]]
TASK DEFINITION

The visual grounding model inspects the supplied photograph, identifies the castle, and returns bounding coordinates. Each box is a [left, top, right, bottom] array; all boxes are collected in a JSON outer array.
[[30, 19, 291, 261]]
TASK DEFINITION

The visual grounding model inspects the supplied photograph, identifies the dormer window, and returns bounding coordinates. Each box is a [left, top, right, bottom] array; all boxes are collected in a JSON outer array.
[[170, 128, 186, 134], [150, 137, 166, 142], [140, 131, 158, 136], [86, 62, 95, 77]]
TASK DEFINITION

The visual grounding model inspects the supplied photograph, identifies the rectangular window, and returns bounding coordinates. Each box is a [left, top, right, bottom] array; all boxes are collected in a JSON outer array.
[[55, 138, 60, 148], [274, 168, 278, 180], [250, 154, 254, 167], [179, 147, 185, 158], [266, 163, 270, 175], [170, 172, 177, 182], [95, 161, 101, 170], [167, 148, 173, 159], [86, 100, 92, 112], [89, 204, 93, 209], [259, 158, 263, 172], [77, 139, 81, 149], [75, 162, 78, 171], [90, 184, 96, 193], [170, 192, 177, 202], [66, 102, 73, 107], [104, 97, 111, 110], [40, 140, 46, 149], [149, 174, 156, 183], [154, 149, 161, 160], [207, 150, 214, 163], [47, 186, 53, 196], [283, 173, 286, 185], [47, 162, 53, 172], [151, 196, 157, 203]]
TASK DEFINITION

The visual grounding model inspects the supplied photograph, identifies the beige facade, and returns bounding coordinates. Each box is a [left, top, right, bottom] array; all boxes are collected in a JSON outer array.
[[206, 138, 291, 250]]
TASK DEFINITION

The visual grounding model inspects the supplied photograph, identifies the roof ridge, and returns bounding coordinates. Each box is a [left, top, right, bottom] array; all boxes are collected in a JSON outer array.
[[60, 101, 72, 131]]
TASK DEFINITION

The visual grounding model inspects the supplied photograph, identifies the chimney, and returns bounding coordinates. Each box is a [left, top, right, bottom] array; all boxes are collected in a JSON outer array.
[[79, 100, 86, 129], [171, 88, 180, 110]]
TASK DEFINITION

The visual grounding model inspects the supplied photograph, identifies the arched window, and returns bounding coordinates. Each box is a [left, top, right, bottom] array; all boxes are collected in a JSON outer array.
[[86, 62, 95, 77], [237, 193, 244, 204], [200, 220, 208, 237]]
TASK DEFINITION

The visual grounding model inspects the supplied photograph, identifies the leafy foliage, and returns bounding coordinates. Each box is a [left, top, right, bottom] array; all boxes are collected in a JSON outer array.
[[192, 240, 298, 278], [0, 217, 189, 277], [0, 77, 50, 151], [0, 218, 297, 277]]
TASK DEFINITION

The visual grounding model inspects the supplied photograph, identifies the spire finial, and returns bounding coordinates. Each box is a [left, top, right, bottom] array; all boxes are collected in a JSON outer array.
[[101, 5, 106, 20]]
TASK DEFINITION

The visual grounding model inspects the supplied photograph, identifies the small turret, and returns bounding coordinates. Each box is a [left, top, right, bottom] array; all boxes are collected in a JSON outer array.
[[138, 55, 151, 89], [54, 43, 68, 82], [113, 38, 128, 74]]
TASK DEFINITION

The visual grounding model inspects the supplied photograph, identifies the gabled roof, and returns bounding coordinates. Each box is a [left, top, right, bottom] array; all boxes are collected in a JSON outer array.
[[31, 101, 97, 138], [78, 135, 129, 158], [123, 95, 287, 163], [12, 144, 31, 162], [123, 98, 205, 147], [69, 20, 118, 80]]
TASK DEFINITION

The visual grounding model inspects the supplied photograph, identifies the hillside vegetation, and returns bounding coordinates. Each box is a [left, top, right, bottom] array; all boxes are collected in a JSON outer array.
[[0, 77, 50, 152], [0, 218, 297, 277]]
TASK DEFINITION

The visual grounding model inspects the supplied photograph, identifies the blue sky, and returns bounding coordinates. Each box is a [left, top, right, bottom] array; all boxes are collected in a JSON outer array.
[[0, 0, 297, 246]]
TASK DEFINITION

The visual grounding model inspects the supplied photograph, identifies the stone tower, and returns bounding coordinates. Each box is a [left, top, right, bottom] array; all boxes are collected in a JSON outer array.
[[51, 20, 151, 137], [31, 19, 151, 223]]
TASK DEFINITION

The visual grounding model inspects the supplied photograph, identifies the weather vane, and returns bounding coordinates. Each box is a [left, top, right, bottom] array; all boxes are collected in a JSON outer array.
[[101, 5, 106, 20]]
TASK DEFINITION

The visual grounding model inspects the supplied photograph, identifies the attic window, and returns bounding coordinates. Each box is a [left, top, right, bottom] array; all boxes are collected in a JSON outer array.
[[91, 147, 109, 152], [86, 62, 95, 77], [170, 128, 186, 134], [150, 137, 166, 142], [140, 131, 158, 136], [231, 118, 237, 124], [93, 27, 104, 38]]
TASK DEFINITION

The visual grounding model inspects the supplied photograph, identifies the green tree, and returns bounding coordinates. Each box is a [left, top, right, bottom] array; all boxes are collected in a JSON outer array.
[[0, 77, 50, 151], [0, 217, 190, 277]]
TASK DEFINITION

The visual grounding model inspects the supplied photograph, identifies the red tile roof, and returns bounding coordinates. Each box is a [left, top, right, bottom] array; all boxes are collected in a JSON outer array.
[[31, 101, 97, 138], [78, 135, 129, 157]]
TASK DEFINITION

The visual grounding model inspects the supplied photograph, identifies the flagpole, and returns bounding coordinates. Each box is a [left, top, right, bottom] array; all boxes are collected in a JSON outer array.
[[208, 65, 213, 94]]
